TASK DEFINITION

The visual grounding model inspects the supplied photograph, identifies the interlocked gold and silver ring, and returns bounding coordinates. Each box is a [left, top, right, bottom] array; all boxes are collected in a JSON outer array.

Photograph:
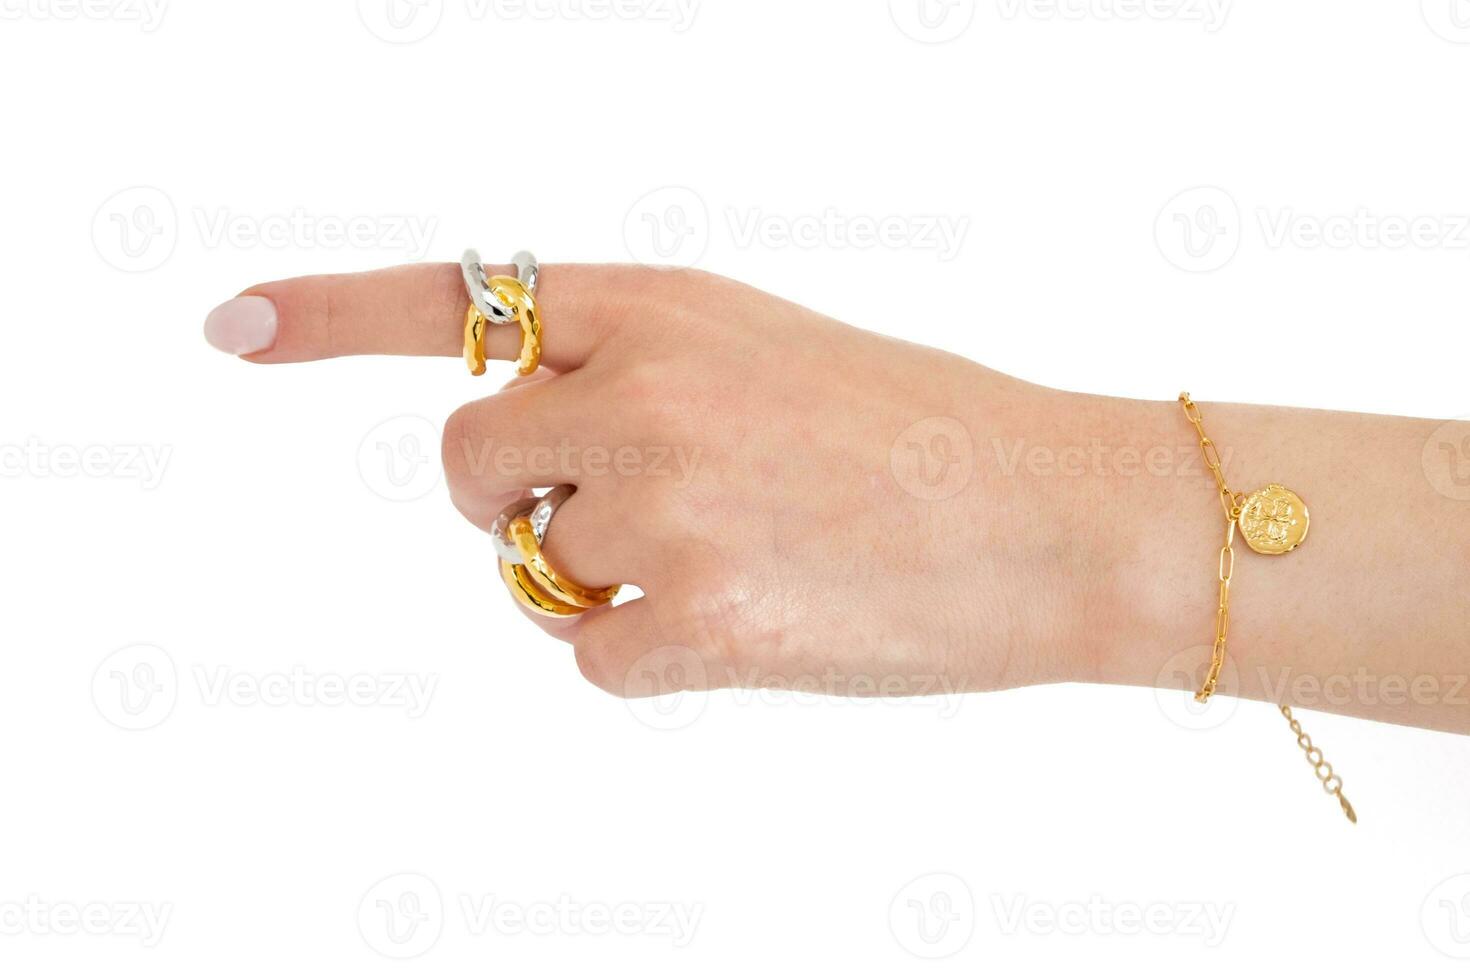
[[494, 485, 621, 618], [461, 248, 542, 377]]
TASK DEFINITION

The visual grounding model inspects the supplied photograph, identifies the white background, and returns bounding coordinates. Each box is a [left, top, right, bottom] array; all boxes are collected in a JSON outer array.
[[2, 0, 1470, 975]]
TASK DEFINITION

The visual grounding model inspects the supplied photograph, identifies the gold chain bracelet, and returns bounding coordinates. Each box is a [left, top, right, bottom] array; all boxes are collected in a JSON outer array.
[[1178, 393, 1357, 824]]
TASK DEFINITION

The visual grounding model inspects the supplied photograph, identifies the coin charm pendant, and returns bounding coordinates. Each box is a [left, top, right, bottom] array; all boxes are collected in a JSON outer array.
[[1237, 483, 1309, 555]]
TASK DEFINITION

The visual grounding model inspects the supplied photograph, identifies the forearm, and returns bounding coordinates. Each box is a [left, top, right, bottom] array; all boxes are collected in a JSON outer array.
[[1011, 383, 1470, 733]]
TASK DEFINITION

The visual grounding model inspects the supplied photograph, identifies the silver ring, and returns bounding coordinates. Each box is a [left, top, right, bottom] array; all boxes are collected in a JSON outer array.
[[491, 496, 537, 563], [492, 484, 574, 564], [529, 485, 574, 544], [511, 249, 539, 294], [461, 248, 538, 323]]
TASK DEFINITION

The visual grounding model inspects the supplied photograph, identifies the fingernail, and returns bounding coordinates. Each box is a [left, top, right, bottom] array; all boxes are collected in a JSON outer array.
[[204, 296, 277, 355]]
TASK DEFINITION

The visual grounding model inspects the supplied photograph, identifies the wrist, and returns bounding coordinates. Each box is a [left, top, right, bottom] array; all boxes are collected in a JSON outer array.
[[962, 382, 1214, 691]]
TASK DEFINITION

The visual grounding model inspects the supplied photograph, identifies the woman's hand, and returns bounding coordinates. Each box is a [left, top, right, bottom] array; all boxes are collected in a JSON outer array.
[[203, 263, 1095, 699], [204, 261, 1470, 735]]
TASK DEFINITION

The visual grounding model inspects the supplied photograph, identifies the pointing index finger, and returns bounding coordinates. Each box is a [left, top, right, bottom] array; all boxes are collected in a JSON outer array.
[[202, 261, 629, 371]]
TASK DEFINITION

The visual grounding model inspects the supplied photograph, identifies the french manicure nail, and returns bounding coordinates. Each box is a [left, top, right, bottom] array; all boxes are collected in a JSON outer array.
[[204, 296, 278, 355]]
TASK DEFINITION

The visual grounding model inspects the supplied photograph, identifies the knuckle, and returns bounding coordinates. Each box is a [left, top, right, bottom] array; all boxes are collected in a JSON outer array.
[[573, 637, 626, 697], [429, 261, 467, 318], [624, 265, 732, 321], [440, 402, 485, 482]]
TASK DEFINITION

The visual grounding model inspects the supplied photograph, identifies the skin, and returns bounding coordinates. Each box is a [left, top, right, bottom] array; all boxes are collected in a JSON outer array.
[[216, 262, 1470, 734]]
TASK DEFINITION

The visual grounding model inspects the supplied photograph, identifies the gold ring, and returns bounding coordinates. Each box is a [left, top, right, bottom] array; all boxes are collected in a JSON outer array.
[[506, 515, 620, 609], [463, 303, 489, 376], [460, 249, 541, 377], [499, 558, 585, 619], [487, 276, 542, 377]]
